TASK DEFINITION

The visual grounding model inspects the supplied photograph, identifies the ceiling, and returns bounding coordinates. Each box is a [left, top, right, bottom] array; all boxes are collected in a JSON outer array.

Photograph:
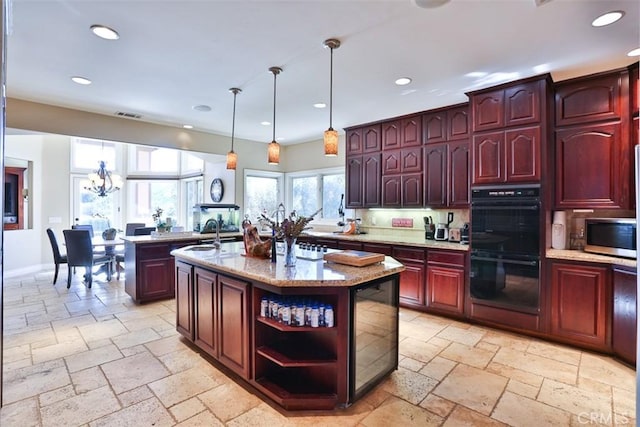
[[6, 0, 640, 146]]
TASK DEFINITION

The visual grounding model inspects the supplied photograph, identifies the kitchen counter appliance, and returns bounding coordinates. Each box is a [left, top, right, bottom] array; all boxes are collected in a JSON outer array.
[[469, 185, 541, 311], [434, 212, 454, 241], [584, 217, 637, 259]]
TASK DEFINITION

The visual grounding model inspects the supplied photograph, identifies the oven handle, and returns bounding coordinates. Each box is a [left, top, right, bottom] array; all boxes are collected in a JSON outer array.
[[471, 205, 539, 211], [471, 255, 539, 267]]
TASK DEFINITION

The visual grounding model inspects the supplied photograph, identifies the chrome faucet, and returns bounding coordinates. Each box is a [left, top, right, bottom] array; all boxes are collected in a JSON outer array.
[[212, 221, 221, 249]]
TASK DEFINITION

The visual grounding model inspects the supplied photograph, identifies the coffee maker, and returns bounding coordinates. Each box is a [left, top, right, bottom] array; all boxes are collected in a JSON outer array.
[[434, 212, 454, 241], [424, 216, 435, 240]]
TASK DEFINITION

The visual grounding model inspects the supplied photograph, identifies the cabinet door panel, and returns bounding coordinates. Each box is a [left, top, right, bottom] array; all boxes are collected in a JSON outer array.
[[555, 73, 623, 126], [363, 154, 381, 207], [427, 266, 464, 315], [448, 140, 470, 207], [555, 122, 624, 208], [447, 106, 469, 140], [398, 261, 425, 306], [402, 173, 423, 207], [363, 125, 382, 153], [346, 128, 362, 155], [194, 268, 217, 357], [218, 275, 250, 379], [472, 131, 504, 184], [505, 126, 540, 182], [550, 263, 608, 348], [423, 112, 447, 144], [382, 150, 401, 175], [346, 156, 363, 208], [382, 121, 401, 150], [382, 176, 401, 207], [505, 81, 541, 127], [175, 262, 193, 340], [401, 147, 422, 173], [613, 268, 637, 365], [424, 144, 447, 207], [401, 116, 422, 147], [473, 90, 504, 132], [139, 258, 174, 300]]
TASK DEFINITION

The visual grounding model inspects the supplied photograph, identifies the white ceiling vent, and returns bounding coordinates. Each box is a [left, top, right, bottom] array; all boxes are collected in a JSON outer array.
[[115, 111, 142, 119]]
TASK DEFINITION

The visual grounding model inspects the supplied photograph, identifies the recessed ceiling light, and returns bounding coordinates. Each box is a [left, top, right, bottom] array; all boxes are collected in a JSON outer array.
[[90, 25, 120, 40], [261, 121, 271, 126], [591, 11, 624, 27], [395, 77, 412, 86], [192, 105, 212, 112], [71, 76, 92, 85], [627, 48, 640, 57], [414, 0, 450, 9], [465, 71, 488, 78], [183, 125, 193, 129], [313, 103, 327, 109]]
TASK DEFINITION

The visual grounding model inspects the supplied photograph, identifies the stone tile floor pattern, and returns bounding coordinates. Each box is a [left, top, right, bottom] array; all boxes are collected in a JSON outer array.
[[0, 269, 636, 426]]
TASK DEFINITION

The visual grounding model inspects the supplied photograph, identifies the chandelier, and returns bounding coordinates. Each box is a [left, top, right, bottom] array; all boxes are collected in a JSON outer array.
[[86, 160, 123, 197]]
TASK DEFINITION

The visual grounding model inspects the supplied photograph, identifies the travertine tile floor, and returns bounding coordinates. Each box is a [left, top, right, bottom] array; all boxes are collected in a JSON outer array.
[[0, 268, 636, 426]]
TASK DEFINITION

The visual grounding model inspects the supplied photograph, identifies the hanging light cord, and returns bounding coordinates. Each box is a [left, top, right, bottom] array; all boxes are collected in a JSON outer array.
[[231, 90, 237, 150], [272, 70, 277, 141], [329, 44, 334, 130]]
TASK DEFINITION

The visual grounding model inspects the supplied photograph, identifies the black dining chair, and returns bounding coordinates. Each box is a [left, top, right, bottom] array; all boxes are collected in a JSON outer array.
[[46, 228, 68, 285], [63, 229, 113, 288], [113, 222, 146, 279], [71, 224, 94, 237]]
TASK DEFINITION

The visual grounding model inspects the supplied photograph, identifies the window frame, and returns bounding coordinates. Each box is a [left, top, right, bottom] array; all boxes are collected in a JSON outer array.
[[243, 169, 284, 221]]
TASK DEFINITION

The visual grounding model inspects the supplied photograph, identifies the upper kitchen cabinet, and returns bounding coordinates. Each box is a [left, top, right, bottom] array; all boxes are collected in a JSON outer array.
[[423, 111, 447, 144], [423, 105, 469, 144], [363, 125, 382, 153], [554, 68, 632, 209], [346, 128, 362, 155], [555, 71, 626, 126], [630, 62, 638, 116], [469, 75, 551, 185], [447, 105, 470, 141], [382, 116, 422, 149], [346, 152, 381, 208]]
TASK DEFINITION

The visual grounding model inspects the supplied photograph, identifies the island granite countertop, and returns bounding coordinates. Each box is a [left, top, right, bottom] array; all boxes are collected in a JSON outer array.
[[171, 241, 404, 287]]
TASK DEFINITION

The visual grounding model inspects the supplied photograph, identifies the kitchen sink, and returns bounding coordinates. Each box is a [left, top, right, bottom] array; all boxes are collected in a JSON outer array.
[[185, 245, 220, 251]]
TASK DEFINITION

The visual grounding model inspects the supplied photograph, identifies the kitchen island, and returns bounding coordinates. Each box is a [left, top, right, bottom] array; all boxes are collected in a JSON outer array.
[[171, 241, 404, 410]]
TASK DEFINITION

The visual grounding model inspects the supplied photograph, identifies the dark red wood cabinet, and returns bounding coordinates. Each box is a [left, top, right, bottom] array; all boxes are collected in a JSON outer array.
[[423, 111, 447, 144], [472, 131, 503, 184], [612, 267, 637, 365], [393, 246, 426, 307], [125, 239, 199, 303], [550, 262, 609, 350], [447, 105, 470, 141], [555, 121, 627, 208], [424, 143, 447, 206], [448, 140, 470, 207], [176, 260, 194, 340], [346, 152, 381, 208], [426, 250, 465, 317], [472, 80, 543, 133], [346, 128, 363, 155], [554, 69, 631, 209]]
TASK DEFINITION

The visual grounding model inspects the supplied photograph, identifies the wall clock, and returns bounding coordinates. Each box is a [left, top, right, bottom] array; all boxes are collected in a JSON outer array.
[[210, 178, 224, 202]]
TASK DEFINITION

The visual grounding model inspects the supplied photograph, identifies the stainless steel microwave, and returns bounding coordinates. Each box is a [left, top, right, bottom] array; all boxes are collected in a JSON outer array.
[[584, 218, 637, 259]]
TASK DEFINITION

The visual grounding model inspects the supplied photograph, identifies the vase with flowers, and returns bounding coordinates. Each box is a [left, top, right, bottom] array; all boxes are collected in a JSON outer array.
[[261, 208, 321, 267], [152, 207, 170, 233]]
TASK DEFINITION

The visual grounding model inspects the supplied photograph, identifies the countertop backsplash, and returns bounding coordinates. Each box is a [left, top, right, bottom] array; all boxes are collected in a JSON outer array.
[[356, 208, 469, 238]]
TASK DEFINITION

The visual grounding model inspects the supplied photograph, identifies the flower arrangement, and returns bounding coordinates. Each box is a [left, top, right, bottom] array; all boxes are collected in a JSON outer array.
[[261, 208, 322, 240], [152, 207, 169, 230]]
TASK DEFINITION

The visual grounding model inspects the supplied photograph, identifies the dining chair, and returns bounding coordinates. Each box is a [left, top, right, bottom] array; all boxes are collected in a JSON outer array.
[[63, 229, 113, 288], [113, 222, 146, 279], [46, 228, 68, 285], [71, 224, 94, 237]]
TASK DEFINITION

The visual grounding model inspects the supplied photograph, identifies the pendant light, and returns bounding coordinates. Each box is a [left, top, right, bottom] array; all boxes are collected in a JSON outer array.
[[267, 66, 282, 165], [226, 87, 241, 170], [323, 38, 341, 157]]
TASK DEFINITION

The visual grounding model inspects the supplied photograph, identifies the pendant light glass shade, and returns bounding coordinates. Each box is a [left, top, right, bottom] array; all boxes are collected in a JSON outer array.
[[226, 88, 241, 170], [267, 66, 282, 165], [323, 38, 340, 156]]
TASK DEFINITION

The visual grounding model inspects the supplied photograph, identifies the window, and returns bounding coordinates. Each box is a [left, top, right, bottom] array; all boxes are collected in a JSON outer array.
[[127, 145, 179, 175], [287, 168, 348, 221], [71, 138, 119, 173], [183, 177, 204, 231], [244, 169, 283, 222], [126, 180, 178, 226]]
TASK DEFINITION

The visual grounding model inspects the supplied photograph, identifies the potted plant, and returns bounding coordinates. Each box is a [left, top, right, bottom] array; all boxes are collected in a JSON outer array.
[[152, 207, 170, 233]]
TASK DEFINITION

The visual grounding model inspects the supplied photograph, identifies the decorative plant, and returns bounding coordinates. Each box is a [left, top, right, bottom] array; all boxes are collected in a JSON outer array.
[[152, 207, 166, 228], [261, 208, 322, 240]]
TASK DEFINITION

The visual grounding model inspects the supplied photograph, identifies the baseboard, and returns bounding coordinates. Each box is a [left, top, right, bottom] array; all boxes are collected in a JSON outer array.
[[3, 263, 49, 278]]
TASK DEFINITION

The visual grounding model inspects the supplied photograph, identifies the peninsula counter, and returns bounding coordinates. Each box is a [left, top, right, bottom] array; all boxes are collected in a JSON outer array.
[[171, 241, 404, 410]]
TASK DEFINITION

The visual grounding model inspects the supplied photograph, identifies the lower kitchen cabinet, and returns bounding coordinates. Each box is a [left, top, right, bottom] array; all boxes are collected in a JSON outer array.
[[550, 262, 610, 350], [393, 246, 426, 307], [176, 261, 194, 340], [612, 266, 637, 365], [426, 250, 465, 317], [179, 265, 251, 379], [125, 239, 199, 303]]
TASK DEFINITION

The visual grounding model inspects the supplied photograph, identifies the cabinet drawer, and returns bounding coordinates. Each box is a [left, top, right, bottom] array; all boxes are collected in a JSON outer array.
[[427, 250, 465, 267], [137, 243, 171, 260], [392, 247, 426, 261]]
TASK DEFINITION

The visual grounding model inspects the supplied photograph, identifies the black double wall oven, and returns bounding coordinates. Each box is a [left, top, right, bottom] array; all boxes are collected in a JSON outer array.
[[469, 186, 541, 313]]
